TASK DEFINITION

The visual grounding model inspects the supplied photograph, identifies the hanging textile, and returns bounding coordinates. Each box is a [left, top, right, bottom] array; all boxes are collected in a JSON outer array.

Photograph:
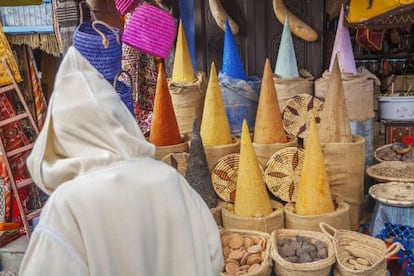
[[27, 47, 47, 130]]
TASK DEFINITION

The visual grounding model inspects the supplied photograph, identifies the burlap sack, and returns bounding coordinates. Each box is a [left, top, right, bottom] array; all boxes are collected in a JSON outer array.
[[168, 72, 207, 136], [284, 198, 351, 232], [204, 138, 240, 170], [314, 68, 380, 121], [321, 135, 366, 230], [154, 135, 190, 160], [274, 69, 314, 112]]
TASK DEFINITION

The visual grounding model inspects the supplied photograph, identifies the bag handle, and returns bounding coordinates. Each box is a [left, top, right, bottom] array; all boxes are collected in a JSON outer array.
[[319, 222, 337, 240], [384, 242, 402, 260], [92, 20, 121, 48], [79, 1, 96, 24], [113, 71, 133, 88]]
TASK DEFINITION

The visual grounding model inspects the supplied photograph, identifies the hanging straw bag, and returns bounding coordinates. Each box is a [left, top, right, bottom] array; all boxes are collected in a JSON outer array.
[[73, 2, 122, 80], [320, 222, 401, 276], [114, 0, 140, 15], [122, 2, 177, 58], [113, 71, 135, 116]]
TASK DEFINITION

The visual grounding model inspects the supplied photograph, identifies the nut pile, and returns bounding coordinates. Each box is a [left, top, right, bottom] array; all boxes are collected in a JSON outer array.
[[339, 242, 373, 271], [277, 235, 328, 263], [221, 232, 267, 275]]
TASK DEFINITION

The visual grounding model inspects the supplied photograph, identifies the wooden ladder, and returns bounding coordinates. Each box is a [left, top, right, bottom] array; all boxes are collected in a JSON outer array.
[[0, 58, 41, 237]]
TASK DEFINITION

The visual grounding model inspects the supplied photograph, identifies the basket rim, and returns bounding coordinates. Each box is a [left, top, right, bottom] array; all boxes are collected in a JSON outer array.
[[270, 229, 336, 270]]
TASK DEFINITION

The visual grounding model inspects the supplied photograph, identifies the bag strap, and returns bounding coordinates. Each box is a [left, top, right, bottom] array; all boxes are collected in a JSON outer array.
[[79, 1, 96, 24], [91, 20, 121, 48]]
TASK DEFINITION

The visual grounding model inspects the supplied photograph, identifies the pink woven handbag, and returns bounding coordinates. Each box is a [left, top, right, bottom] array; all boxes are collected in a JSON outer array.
[[121, 3, 177, 59], [114, 0, 140, 15]]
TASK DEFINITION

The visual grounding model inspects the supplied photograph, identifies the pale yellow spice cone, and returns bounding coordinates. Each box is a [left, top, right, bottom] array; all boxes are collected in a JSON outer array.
[[171, 20, 196, 83], [149, 63, 182, 146], [319, 54, 353, 143], [254, 59, 287, 144], [295, 116, 335, 216], [200, 62, 233, 146], [234, 119, 273, 218]]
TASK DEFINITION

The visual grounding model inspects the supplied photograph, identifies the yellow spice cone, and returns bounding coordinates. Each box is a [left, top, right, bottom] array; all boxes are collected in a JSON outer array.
[[319, 55, 353, 143], [296, 116, 335, 216], [234, 119, 273, 217], [200, 62, 233, 145], [254, 59, 288, 144], [149, 63, 182, 146], [171, 20, 196, 83]]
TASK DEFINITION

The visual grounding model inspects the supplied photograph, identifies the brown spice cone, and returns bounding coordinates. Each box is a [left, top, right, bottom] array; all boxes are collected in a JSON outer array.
[[149, 63, 182, 146], [253, 59, 287, 144], [319, 54, 353, 143]]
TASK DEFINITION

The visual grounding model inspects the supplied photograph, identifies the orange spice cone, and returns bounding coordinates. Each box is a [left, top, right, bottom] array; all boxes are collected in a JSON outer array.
[[149, 63, 182, 146], [171, 20, 196, 83], [200, 62, 233, 146], [319, 55, 353, 143], [253, 59, 287, 144], [234, 119, 273, 218], [295, 116, 335, 216]]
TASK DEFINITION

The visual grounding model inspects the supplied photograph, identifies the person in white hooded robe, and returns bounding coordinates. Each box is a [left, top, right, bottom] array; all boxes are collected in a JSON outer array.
[[19, 47, 224, 276]]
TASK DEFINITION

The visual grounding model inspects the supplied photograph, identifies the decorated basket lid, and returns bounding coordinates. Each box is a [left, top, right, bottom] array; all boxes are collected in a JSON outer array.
[[161, 152, 189, 176], [265, 147, 304, 202], [282, 94, 324, 139]]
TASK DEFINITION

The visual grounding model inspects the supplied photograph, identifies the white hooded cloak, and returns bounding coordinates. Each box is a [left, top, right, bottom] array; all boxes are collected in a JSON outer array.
[[19, 47, 223, 276]]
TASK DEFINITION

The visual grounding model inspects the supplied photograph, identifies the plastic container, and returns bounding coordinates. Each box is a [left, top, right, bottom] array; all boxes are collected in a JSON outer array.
[[378, 96, 414, 121]]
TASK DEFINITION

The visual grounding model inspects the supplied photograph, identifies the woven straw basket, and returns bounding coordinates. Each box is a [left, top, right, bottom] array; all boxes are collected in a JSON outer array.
[[220, 228, 272, 276], [284, 198, 351, 232], [204, 138, 240, 170], [221, 200, 284, 234], [122, 3, 177, 58], [320, 222, 401, 276], [271, 229, 336, 276]]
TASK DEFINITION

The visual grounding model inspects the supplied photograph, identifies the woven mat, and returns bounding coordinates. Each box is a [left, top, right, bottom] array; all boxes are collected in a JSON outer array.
[[265, 147, 304, 202]]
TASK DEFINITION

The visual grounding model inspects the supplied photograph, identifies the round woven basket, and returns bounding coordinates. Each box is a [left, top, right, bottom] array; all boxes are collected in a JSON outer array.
[[320, 222, 401, 276], [271, 228, 336, 276], [284, 198, 351, 232], [221, 200, 284, 234], [220, 228, 272, 276], [264, 146, 304, 202], [282, 94, 324, 139], [204, 138, 240, 170], [161, 152, 189, 176], [252, 134, 298, 168], [367, 161, 414, 183], [154, 135, 189, 160], [211, 152, 263, 203]]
